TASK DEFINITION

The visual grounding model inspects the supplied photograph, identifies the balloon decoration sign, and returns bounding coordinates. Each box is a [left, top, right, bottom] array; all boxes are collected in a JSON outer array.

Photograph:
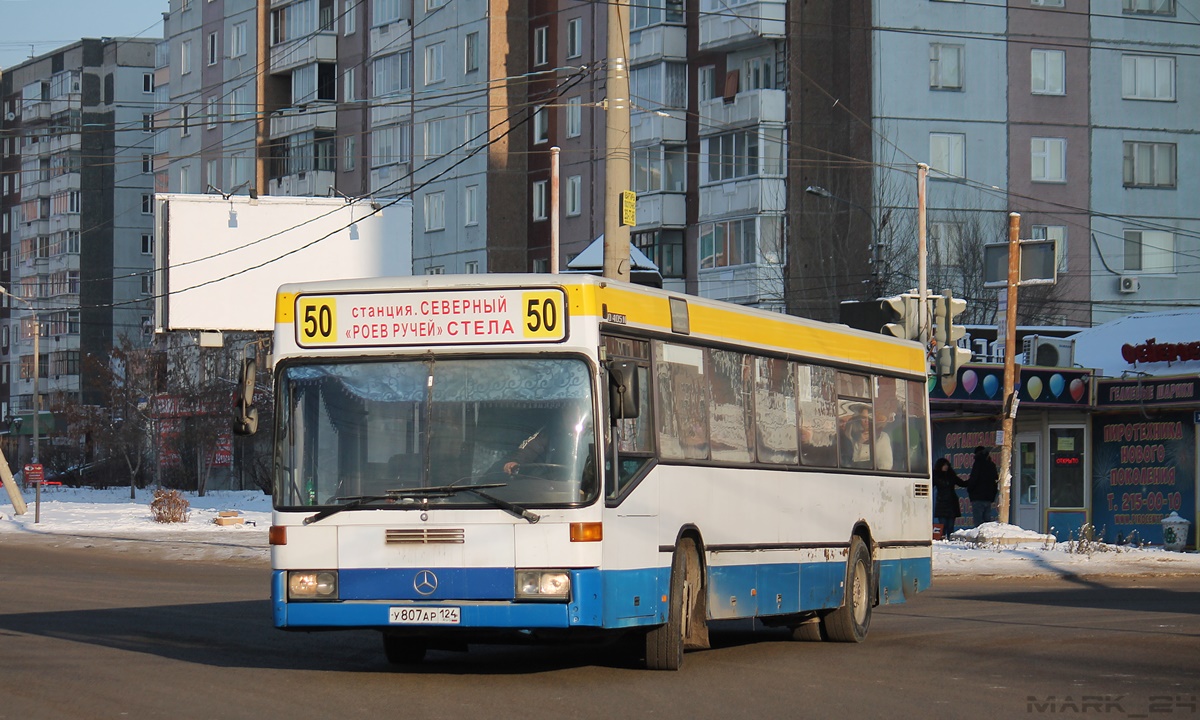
[[930, 364, 1092, 406]]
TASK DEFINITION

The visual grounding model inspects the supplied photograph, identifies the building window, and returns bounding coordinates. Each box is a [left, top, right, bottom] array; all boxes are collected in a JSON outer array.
[[1030, 49, 1064, 95], [426, 0, 446, 10], [425, 43, 444, 86], [704, 131, 759, 183], [142, 194, 154, 214], [565, 96, 581, 138], [66, 230, 80, 253], [424, 191, 445, 231], [929, 132, 966, 179], [464, 184, 478, 225], [1124, 229, 1174, 273], [206, 159, 219, 187], [630, 62, 687, 110], [425, 266, 445, 275], [142, 273, 154, 296], [465, 260, 479, 274], [1123, 141, 1176, 188], [141, 233, 154, 255], [180, 103, 191, 137], [631, 0, 682, 29], [1031, 0, 1064, 5], [1121, 55, 1174, 101], [143, 73, 154, 93], [424, 118, 451, 158], [743, 56, 774, 90], [373, 51, 412, 95], [344, 136, 356, 171], [207, 32, 218, 65], [633, 228, 684, 278], [636, 145, 686, 192], [343, 0, 356, 34], [143, 114, 154, 132], [344, 66, 356, 102], [698, 65, 716, 101], [699, 218, 756, 269], [566, 18, 582, 59], [1123, 0, 1174, 14], [142, 154, 153, 173], [929, 44, 963, 90], [532, 180, 548, 221], [1031, 225, 1067, 272], [1031, 137, 1066, 182], [929, 222, 963, 268], [533, 26, 548, 66], [532, 106, 548, 144], [465, 32, 479, 72], [180, 39, 192, 75], [566, 175, 581, 216], [231, 21, 247, 57]]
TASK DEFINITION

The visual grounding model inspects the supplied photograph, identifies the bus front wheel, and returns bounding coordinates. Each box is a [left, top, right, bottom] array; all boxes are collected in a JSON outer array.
[[645, 537, 705, 670], [823, 536, 872, 643]]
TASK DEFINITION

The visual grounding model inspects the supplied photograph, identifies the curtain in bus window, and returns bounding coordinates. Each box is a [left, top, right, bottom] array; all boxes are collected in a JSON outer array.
[[654, 342, 710, 460], [754, 357, 798, 464], [837, 372, 874, 470], [873, 376, 907, 472], [797, 364, 838, 467], [708, 349, 754, 462], [907, 379, 929, 475]]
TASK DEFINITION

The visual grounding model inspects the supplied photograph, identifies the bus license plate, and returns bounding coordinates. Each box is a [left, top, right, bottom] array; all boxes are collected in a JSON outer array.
[[389, 606, 461, 625]]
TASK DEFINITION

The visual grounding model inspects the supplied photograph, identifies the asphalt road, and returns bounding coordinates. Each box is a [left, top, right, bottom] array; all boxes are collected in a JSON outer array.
[[1, 536, 1197, 720]]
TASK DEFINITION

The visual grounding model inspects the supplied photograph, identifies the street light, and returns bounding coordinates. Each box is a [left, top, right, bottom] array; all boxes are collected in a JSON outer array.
[[805, 185, 883, 294], [0, 286, 41, 523]]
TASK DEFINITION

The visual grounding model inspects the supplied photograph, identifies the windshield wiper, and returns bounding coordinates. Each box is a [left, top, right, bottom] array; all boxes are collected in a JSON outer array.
[[301, 483, 537, 525]]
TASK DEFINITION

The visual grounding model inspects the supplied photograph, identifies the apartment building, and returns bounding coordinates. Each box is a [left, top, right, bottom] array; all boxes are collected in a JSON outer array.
[[0, 38, 158, 417]]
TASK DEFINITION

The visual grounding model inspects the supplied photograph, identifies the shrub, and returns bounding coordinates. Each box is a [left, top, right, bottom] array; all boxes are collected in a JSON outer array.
[[150, 489, 190, 523]]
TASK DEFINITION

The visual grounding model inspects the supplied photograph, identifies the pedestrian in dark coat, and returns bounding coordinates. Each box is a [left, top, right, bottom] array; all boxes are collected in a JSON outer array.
[[966, 446, 999, 527], [932, 457, 965, 536]]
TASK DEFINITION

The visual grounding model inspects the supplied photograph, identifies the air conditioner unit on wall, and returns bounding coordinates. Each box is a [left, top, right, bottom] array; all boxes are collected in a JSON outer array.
[[1119, 275, 1140, 294], [1021, 335, 1076, 368]]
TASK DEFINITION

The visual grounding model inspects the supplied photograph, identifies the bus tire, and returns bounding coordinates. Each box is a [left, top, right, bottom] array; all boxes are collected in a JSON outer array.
[[382, 634, 428, 665], [645, 537, 703, 670], [791, 616, 825, 642], [823, 536, 872, 643]]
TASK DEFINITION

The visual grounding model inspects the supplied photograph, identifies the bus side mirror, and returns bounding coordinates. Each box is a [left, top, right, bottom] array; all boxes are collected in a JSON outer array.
[[233, 357, 258, 436], [607, 360, 639, 421]]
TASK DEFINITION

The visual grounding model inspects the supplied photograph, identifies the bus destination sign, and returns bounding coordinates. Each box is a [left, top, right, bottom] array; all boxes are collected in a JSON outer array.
[[294, 288, 568, 348]]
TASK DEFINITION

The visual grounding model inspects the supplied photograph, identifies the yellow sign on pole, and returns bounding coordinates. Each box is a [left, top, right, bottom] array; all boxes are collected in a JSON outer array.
[[620, 191, 637, 227]]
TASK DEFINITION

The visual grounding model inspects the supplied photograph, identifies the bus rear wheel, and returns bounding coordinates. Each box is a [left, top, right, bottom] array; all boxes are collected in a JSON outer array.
[[382, 634, 428, 665], [645, 537, 705, 670], [823, 536, 872, 643]]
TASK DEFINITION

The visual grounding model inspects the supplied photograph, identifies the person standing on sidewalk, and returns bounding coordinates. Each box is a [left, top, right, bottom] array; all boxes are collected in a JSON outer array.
[[967, 446, 999, 527], [932, 457, 966, 537]]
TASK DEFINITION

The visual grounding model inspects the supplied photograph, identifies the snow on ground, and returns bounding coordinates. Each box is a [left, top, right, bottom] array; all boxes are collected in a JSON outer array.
[[2, 487, 1199, 577]]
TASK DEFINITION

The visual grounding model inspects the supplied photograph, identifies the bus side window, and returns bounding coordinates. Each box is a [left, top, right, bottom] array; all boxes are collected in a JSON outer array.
[[608, 362, 653, 499]]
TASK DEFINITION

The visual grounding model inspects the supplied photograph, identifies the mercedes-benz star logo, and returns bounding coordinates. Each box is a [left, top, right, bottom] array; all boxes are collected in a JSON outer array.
[[414, 569, 438, 596]]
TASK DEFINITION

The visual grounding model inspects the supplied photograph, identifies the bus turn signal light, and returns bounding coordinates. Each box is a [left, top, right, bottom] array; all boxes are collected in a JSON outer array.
[[269, 526, 287, 545], [569, 522, 602, 542]]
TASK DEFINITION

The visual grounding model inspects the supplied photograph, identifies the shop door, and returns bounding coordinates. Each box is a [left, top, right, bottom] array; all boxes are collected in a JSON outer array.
[[1015, 432, 1041, 532]]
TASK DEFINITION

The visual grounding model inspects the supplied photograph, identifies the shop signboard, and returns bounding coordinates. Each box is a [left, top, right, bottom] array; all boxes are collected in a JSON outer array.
[[1091, 412, 1195, 548]]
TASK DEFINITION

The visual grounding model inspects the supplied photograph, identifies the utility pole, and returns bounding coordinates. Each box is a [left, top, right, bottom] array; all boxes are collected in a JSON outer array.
[[603, 0, 631, 282], [916, 163, 929, 354], [998, 212, 1021, 525]]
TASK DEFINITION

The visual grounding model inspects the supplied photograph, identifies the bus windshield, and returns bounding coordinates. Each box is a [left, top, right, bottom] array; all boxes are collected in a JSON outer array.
[[274, 357, 597, 509]]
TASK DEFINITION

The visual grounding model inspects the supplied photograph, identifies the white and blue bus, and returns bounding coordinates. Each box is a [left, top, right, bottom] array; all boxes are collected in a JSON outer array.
[[257, 274, 932, 669]]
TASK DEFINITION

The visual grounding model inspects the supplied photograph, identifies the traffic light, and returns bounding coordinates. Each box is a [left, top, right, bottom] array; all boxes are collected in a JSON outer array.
[[933, 289, 972, 376], [881, 294, 921, 341]]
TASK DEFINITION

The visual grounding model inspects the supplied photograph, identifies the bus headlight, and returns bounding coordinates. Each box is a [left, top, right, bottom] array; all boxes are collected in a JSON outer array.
[[515, 570, 571, 601], [288, 570, 339, 600]]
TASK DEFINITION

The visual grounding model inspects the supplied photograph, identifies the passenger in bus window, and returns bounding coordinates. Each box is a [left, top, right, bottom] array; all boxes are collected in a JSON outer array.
[[840, 405, 873, 468], [874, 408, 895, 470]]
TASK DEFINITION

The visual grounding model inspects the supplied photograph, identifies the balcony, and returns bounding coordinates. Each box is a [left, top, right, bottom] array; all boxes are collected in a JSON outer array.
[[270, 33, 337, 74], [22, 102, 52, 123], [49, 213, 80, 235], [370, 164, 410, 195], [698, 0, 786, 52], [47, 133, 81, 155], [631, 110, 686, 146], [699, 177, 786, 218], [370, 101, 412, 129], [370, 21, 412, 57], [633, 193, 686, 230], [698, 89, 786, 135], [629, 25, 687, 66], [698, 263, 783, 308], [49, 95, 81, 116], [270, 104, 337, 139], [269, 169, 336, 197], [48, 171, 80, 196]]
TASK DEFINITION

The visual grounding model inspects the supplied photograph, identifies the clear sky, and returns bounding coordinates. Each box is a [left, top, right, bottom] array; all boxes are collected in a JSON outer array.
[[0, 0, 165, 71]]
